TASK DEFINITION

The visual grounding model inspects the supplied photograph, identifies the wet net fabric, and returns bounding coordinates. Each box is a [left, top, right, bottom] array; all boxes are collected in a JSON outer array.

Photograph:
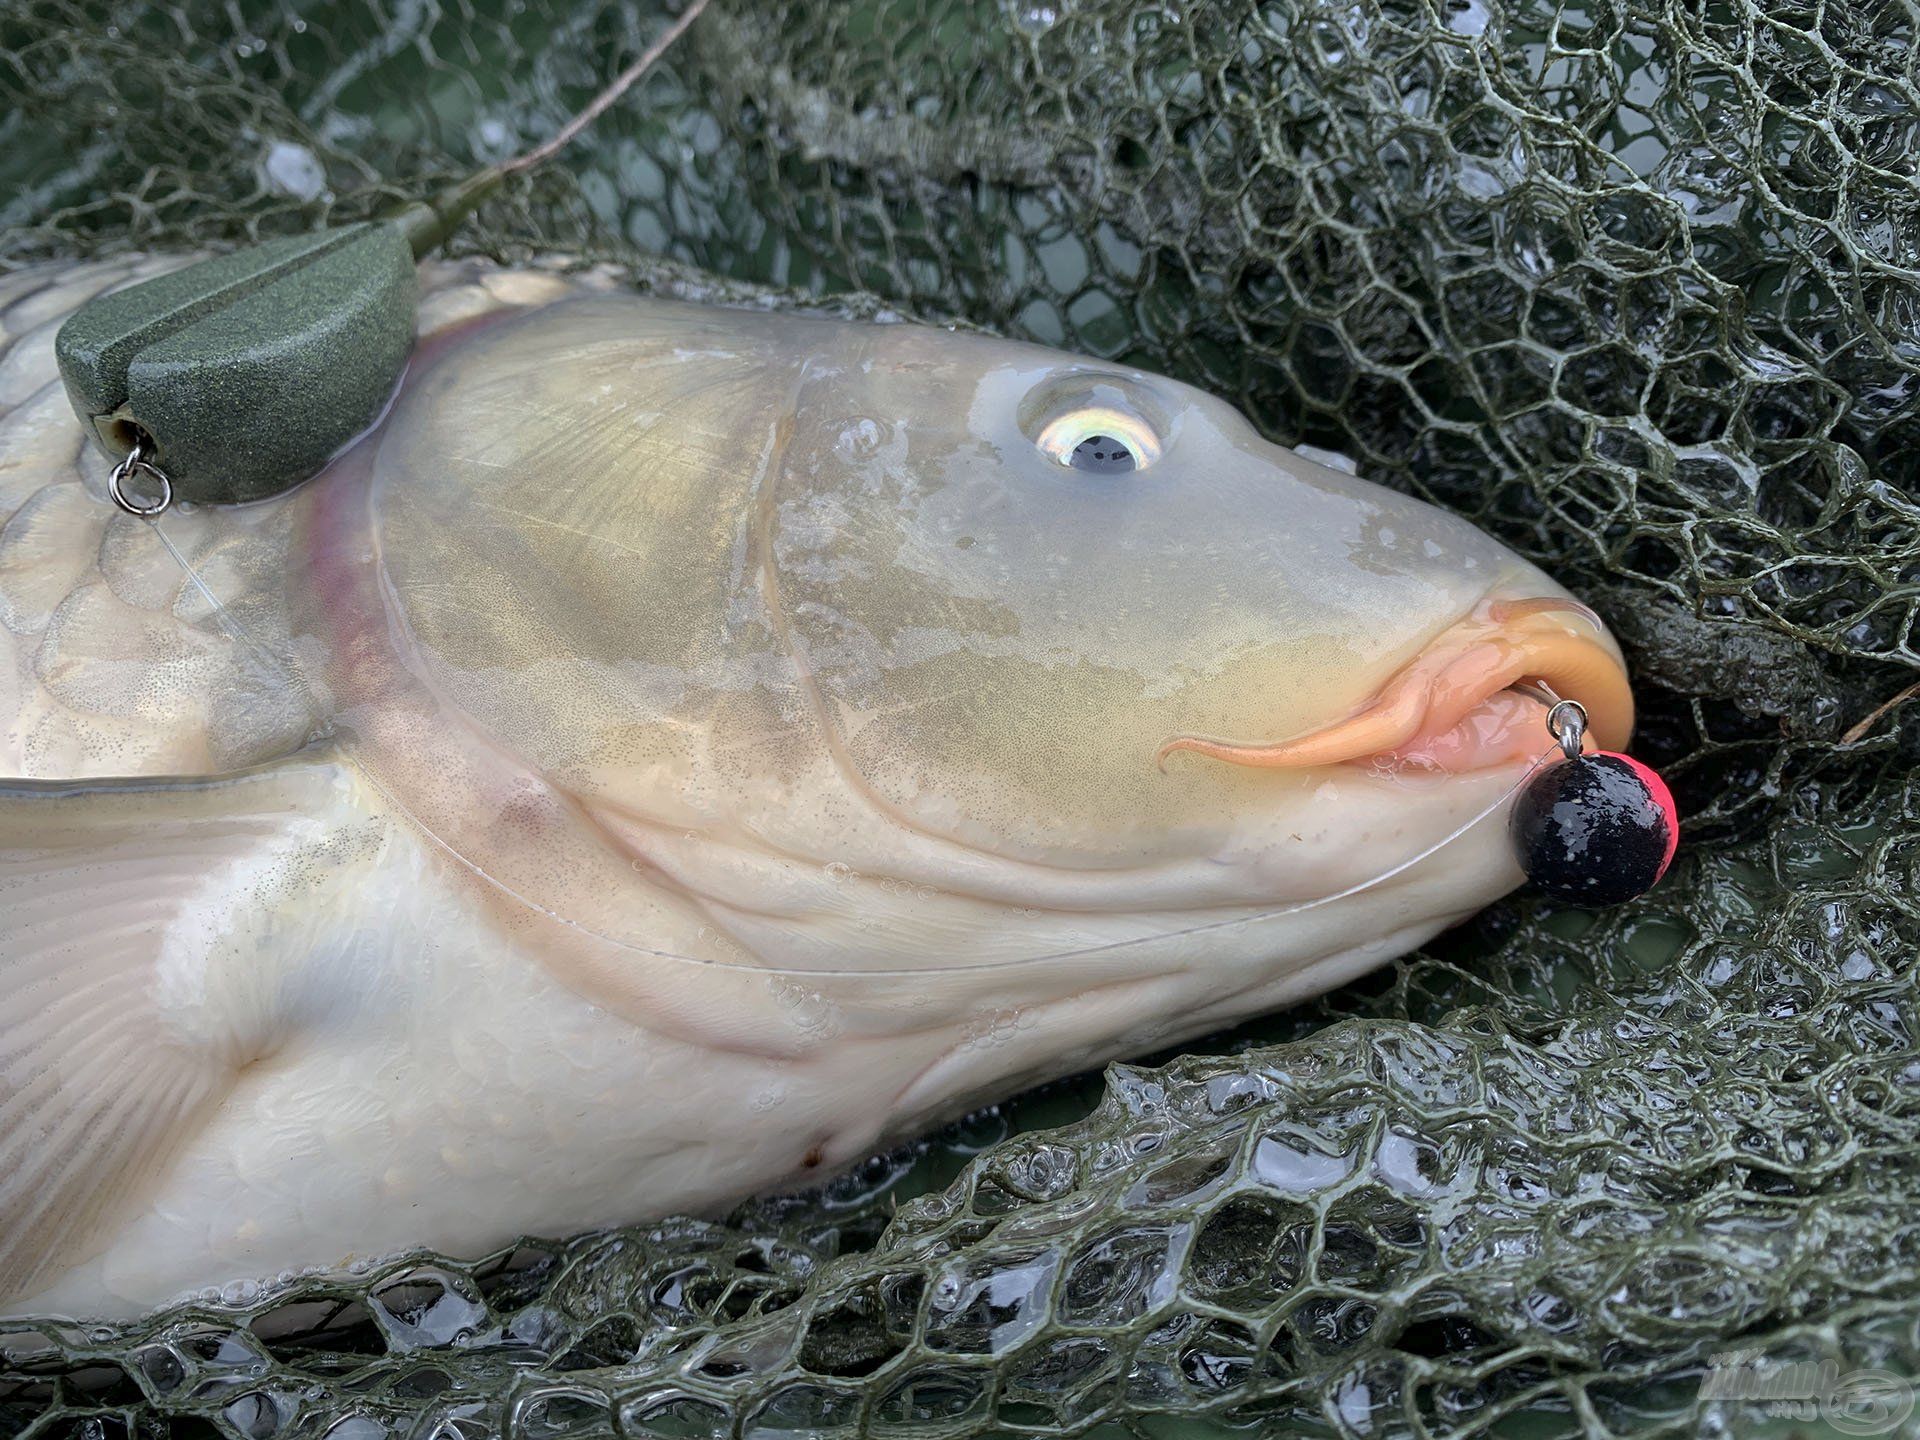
[[5, 0, 1920, 1436]]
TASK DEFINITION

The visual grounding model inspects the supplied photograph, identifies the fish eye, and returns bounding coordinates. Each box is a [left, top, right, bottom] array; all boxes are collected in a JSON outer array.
[[1021, 375, 1169, 475], [1034, 407, 1162, 473]]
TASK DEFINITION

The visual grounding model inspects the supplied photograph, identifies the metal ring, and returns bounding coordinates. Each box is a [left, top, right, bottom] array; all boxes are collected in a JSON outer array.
[[108, 441, 173, 518], [1546, 698, 1588, 761]]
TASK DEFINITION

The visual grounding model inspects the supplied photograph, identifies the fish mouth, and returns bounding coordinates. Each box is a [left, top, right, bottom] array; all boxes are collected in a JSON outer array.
[[1157, 595, 1633, 775]]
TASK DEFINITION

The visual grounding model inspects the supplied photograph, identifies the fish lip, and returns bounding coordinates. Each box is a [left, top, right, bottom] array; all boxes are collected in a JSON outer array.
[[1156, 594, 1633, 773]]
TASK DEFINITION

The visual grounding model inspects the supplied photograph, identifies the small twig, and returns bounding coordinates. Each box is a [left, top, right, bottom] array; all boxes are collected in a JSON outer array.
[[501, 0, 712, 176], [1840, 680, 1920, 745]]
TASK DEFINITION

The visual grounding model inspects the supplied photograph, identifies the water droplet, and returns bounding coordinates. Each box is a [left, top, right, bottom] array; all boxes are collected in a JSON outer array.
[[1252, 1135, 1355, 1193], [259, 140, 326, 201], [1444, 0, 1489, 36], [834, 417, 884, 461], [1011, 0, 1062, 32]]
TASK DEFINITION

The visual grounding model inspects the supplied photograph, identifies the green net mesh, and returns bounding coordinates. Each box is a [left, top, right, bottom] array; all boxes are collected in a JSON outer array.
[[5, 0, 1920, 1435]]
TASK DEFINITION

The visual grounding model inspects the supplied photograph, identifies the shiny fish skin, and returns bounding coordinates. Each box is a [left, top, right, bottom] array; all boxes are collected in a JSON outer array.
[[0, 258, 1629, 1318]]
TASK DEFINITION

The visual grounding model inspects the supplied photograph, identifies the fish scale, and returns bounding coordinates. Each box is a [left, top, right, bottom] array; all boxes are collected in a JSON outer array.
[[0, 259, 1628, 1319], [0, 0, 1911, 1431], [0, 258, 578, 779]]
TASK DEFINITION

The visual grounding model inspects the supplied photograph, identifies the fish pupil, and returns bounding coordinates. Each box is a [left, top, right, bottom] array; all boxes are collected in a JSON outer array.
[[1069, 433, 1137, 473]]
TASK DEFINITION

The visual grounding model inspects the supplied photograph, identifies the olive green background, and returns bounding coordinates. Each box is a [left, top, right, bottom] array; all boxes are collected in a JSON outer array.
[[3, 1, 1918, 1436]]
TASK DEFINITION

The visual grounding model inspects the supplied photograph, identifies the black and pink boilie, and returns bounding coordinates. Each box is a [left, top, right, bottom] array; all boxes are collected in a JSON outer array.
[[1510, 752, 1679, 906]]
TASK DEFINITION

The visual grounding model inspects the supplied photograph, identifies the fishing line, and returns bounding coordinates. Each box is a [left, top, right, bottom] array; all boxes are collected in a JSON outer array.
[[151, 521, 267, 656], [67, 0, 713, 513], [414, 749, 1558, 980], [142, 510, 331, 744], [366, 747, 1555, 981], [85, 0, 1678, 978], [123, 511, 1561, 980]]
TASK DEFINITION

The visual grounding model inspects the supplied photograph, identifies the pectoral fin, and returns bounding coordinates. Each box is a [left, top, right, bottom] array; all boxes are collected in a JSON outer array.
[[0, 754, 366, 1309]]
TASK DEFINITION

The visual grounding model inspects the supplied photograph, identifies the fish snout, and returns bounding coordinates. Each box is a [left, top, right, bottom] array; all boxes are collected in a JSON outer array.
[[1158, 594, 1631, 775]]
